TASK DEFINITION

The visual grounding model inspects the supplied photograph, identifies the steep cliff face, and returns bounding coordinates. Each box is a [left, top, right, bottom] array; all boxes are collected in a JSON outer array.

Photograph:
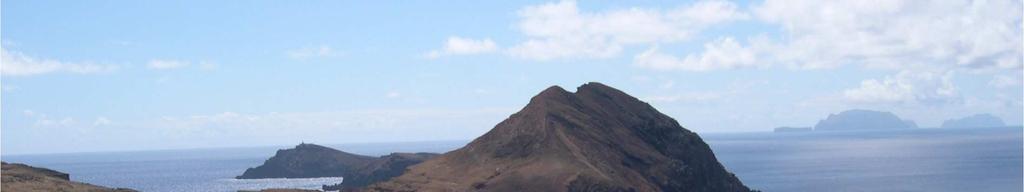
[[366, 82, 750, 192], [814, 109, 917, 131], [1, 162, 137, 192], [236, 143, 376, 179]]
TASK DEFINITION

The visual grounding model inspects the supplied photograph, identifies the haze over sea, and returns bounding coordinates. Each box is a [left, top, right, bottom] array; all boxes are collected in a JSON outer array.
[[3, 127, 1021, 192]]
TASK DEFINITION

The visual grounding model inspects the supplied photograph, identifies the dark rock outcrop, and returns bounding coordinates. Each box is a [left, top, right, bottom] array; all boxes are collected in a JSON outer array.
[[237, 143, 438, 190], [814, 109, 917, 131], [237, 143, 377, 179], [1, 162, 137, 192], [365, 82, 750, 192], [941, 113, 1006, 128], [321, 152, 438, 191]]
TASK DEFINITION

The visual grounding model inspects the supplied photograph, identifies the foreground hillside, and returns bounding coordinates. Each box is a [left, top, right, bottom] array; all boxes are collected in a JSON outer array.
[[1, 162, 137, 192]]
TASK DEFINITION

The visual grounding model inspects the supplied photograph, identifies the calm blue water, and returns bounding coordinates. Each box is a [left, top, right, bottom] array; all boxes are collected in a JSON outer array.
[[3, 127, 1021, 192], [1, 141, 465, 191], [703, 127, 1023, 192]]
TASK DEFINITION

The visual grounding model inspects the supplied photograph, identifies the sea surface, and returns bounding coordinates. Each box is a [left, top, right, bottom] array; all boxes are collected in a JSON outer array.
[[704, 127, 1023, 192], [1, 141, 465, 191], [3, 127, 1021, 192]]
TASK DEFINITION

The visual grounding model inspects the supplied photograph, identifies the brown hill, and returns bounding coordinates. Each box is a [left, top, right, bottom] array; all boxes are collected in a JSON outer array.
[[366, 82, 750, 192], [1, 162, 137, 192]]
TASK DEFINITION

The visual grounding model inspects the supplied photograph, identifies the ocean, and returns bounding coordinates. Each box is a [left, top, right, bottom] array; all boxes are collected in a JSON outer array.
[[704, 127, 1023, 192], [0, 141, 465, 191], [3, 127, 1021, 192]]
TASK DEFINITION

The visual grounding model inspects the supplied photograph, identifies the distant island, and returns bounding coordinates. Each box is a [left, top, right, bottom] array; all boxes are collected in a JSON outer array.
[[777, 110, 1016, 133], [814, 109, 917, 131], [773, 126, 812, 133], [1, 162, 136, 192], [942, 113, 1006, 128]]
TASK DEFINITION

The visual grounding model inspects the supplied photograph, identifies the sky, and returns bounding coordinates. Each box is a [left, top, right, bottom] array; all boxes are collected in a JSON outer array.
[[2, 0, 1022, 155]]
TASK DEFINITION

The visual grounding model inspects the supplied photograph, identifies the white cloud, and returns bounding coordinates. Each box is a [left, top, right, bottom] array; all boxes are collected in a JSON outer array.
[[659, 80, 675, 89], [286, 45, 336, 60], [1, 48, 118, 76], [198, 61, 219, 70], [426, 36, 498, 59], [843, 70, 960, 105], [5, 108, 520, 154], [645, 91, 723, 103], [798, 70, 1021, 127], [634, 37, 760, 71], [23, 110, 77, 128], [473, 89, 490, 95], [506, 0, 747, 60], [752, 0, 1023, 71], [989, 74, 1023, 88], [2, 84, 18, 92], [146, 60, 219, 71], [500, 0, 1021, 72], [93, 117, 112, 126], [642, 79, 759, 104], [674, 0, 753, 25], [148, 108, 517, 143], [385, 91, 402, 99], [147, 59, 190, 70]]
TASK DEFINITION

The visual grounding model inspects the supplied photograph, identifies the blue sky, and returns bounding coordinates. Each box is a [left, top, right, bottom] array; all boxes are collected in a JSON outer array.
[[3, 0, 1022, 155]]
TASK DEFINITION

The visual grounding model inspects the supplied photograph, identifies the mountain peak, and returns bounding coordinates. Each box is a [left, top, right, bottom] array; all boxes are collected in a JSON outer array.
[[528, 82, 637, 111], [367, 82, 750, 192], [576, 81, 614, 92], [542, 85, 569, 93], [534, 85, 571, 98], [526, 85, 576, 109]]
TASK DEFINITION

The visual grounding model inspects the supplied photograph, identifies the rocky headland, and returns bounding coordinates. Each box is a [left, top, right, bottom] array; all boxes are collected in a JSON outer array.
[[237, 143, 437, 191]]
